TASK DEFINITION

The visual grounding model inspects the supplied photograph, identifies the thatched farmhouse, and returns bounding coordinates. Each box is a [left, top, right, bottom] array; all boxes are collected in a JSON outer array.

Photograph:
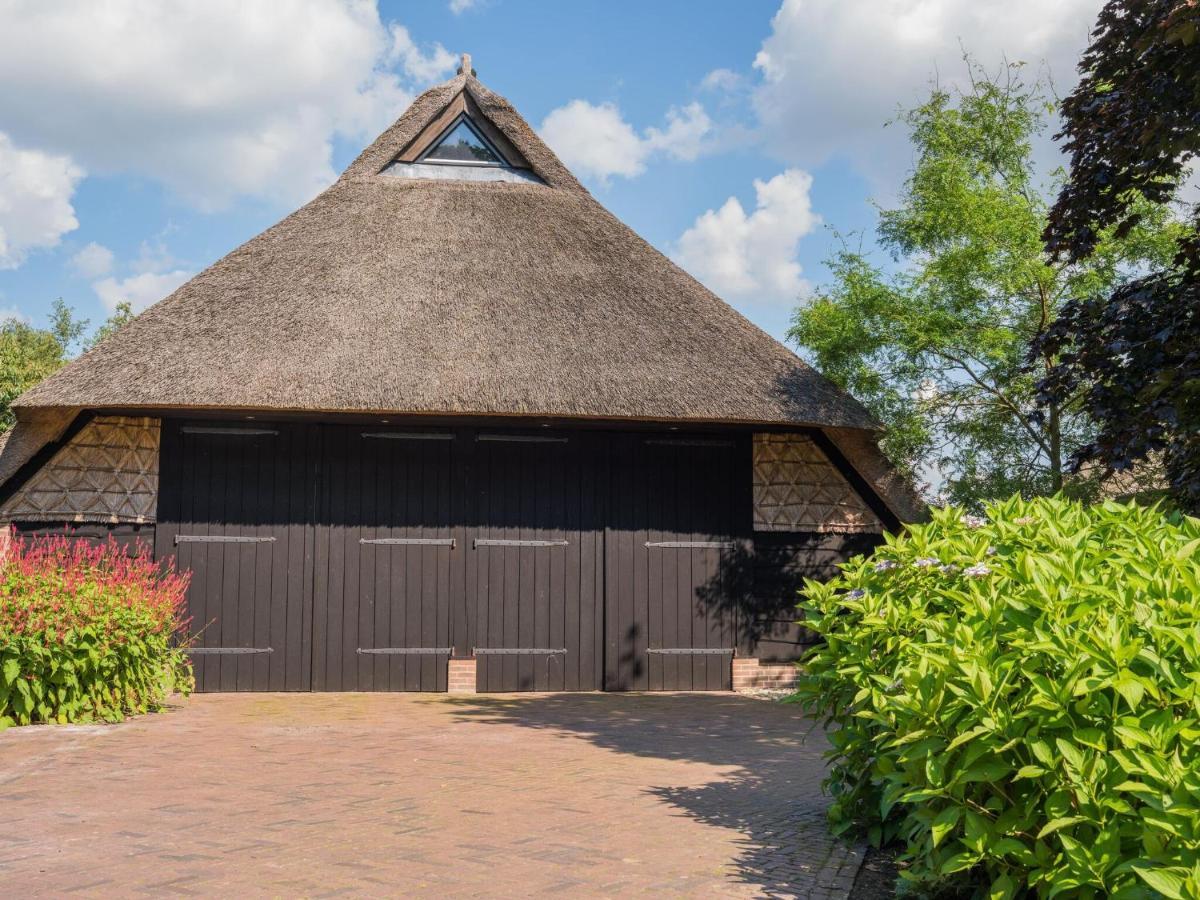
[[0, 58, 921, 693]]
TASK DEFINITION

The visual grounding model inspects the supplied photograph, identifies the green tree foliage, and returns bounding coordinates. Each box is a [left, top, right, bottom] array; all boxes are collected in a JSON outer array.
[[0, 299, 87, 432], [87, 301, 135, 350], [789, 63, 1182, 505], [1039, 0, 1200, 513], [796, 495, 1200, 898], [0, 300, 138, 432]]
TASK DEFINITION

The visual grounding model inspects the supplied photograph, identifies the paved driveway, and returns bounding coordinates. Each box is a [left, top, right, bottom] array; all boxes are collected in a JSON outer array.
[[1, 693, 863, 898]]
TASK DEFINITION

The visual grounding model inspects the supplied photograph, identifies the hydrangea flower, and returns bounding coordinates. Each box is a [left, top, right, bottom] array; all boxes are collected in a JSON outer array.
[[961, 515, 987, 529], [940, 563, 961, 575], [964, 563, 992, 578], [847, 588, 866, 599], [986, 546, 998, 557], [873, 559, 898, 572], [913, 557, 939, 569]]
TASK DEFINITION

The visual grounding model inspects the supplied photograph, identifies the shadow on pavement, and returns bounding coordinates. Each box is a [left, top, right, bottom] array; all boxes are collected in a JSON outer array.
[[444, 692, 860, 898]]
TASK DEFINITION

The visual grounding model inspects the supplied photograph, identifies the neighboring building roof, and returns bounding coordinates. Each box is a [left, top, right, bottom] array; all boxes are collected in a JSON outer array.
[[15, 67, 876, 431]]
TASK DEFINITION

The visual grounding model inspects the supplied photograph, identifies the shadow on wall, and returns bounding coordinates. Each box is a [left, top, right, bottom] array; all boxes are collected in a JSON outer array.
[[442, 692, 851, 896], [696, 532, 881, 661]]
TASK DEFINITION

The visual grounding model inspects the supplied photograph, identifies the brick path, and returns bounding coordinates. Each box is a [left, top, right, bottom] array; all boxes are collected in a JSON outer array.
[[0, 693, 864, 897]]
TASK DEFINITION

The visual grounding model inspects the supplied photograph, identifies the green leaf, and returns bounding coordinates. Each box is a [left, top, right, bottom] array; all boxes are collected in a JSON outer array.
[[988, 873, 1017, 900], [1037, 817, 1085, 839], [1132, 864, 1188, 899], [931, 806, 962, 848]]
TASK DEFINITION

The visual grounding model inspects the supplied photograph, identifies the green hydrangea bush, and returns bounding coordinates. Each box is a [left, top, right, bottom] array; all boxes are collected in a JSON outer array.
[[796, 496, 1200, 899], [0, 533, 193, 728]]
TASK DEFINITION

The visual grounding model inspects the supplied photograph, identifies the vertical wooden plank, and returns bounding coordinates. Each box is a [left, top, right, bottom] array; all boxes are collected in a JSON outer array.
[[675, 445, 695, 691], [594, 433, 607, 692], [498, 446, 516, 691], [645, 444, 664, 692], [251, 433, 273, 691], [420, 440, 438, 690], [287, 425, 310, 690], [358, 429, 377, 691], [630, 441, 648, 692], [573, 433, 592, 691], [530, 445, 548, 691], [562, 434, 580, 691], [311, 425, 330, 691], [618, 437, 636, 691], [343, 428, 361, 691], [602, 435, 620, 691], [439, 435, 455, 691], [369, 435, 388, 690], [270, 425, 290, 690], [402, 436, 420, 690], [217, 434, 240, 692], [387, 434, 405, 691], [483, 440, 502, 691], [455, 427, 473, 659]]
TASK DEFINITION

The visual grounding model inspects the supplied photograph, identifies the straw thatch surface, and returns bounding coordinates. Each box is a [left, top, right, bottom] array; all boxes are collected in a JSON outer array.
[[0, 408, 78, 490], [17, 73, 874, 430]]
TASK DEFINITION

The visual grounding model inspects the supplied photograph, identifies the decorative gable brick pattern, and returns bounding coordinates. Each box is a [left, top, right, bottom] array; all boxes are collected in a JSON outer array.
[[752, 433, 883, 533], [0, 416, 160, 523]]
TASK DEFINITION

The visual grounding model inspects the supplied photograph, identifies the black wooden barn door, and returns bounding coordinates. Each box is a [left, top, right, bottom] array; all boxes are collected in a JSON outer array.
[[605, 435, 742, 691], [470, 432, 600, 691], [157, 423, 317, 692], [312, 426, 456, 691]]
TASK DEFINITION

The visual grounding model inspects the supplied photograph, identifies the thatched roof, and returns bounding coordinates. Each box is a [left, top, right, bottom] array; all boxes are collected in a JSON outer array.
[[16, 69, 875, 430]]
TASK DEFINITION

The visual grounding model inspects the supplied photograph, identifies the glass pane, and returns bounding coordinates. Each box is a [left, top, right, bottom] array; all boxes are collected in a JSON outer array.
[[424, 119, 503, 165]]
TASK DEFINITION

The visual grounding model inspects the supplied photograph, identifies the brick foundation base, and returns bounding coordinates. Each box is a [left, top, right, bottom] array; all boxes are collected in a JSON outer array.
[[732, 657, 798, 692], [447, 657, 477, 694]]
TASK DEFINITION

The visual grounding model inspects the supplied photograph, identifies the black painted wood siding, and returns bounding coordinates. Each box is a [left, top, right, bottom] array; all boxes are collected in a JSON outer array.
[[151, 420, 884, 692]]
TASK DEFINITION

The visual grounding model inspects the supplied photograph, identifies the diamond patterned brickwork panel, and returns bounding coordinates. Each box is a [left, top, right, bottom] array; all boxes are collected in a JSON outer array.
[[753, 433, 882, 533], [0, 416, 160, 523]]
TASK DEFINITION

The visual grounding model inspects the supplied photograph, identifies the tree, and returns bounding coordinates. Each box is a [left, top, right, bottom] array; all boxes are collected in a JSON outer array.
[[1038, 0, 1200, 512], [0, 299, 137, 432], [790, 62, 1182, 505], [87, 301, 135, 349], [0, 299, 87, 431]]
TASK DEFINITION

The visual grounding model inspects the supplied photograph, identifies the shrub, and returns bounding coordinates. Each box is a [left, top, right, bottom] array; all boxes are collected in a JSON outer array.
[[795, 495, 1200, 899], [0, 533, 193, 727]]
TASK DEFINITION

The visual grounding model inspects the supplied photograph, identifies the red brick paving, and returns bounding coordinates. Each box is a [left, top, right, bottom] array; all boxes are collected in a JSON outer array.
[[0, 693, 863, 897]]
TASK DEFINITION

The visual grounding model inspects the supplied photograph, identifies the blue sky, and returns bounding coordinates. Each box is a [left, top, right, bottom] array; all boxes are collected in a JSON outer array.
[[0, 0, 1101, 349]]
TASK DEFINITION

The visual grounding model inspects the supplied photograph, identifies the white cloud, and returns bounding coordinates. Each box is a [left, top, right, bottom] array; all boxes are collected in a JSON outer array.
[[539, 100, 713, 182], [448, 0, 479, 13], [0, 2, 457, 210], [673, 168, 819, 304], [700, 68, 744, 93], [388, 25, 457, 82], [93, 270, 193, 314], [750, 0, 1102, 185], [644, 103, 713, 162], [0, 132, 83, 269], [70, 242, 115, 278]]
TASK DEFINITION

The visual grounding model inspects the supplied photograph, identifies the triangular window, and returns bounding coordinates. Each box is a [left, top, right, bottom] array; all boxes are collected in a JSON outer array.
[[420, 116, 506, 166]]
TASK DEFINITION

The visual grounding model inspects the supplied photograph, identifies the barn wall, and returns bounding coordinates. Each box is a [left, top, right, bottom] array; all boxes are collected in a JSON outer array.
[[7, 521, 157, 555], [152, 418, 889, 691]]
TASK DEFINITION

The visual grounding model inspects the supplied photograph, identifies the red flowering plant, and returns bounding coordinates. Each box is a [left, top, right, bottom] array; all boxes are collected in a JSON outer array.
[[0, 532, 193, 727]]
